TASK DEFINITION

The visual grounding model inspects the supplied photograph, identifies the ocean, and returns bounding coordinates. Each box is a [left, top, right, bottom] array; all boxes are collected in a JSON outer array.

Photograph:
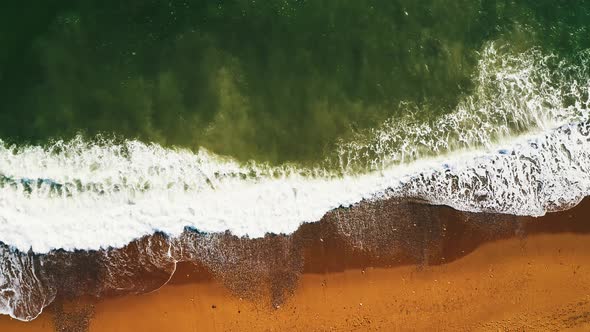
[[1, 0, 589, 323]]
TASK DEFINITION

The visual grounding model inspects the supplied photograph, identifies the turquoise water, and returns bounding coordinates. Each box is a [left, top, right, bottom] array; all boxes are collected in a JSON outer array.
[[1, 1, 589, 166]]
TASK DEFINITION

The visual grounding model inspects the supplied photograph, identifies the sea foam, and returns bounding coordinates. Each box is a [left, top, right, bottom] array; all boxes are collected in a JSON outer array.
[[0, 44, 588, 254]]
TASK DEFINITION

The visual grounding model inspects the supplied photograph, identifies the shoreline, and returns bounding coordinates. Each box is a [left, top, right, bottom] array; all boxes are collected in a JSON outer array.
[[3, 233, 590, 331], [0, 196, 588, 330]]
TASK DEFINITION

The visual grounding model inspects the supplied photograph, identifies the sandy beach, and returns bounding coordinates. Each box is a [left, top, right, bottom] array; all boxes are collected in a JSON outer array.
[[2, 199, 589, 331], [2, 234, 589, 331]]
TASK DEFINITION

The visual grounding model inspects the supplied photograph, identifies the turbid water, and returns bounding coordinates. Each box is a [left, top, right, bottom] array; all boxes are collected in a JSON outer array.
[[1, 1, 589, 165], [1, 0, 590, 323]]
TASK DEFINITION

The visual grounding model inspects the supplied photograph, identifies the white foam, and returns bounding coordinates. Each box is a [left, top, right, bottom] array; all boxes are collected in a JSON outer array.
[[337, 45, 590, 170], [0, 245, 55, 321], [401, 119, 590, 215], [0, 139, 422, 252], [0, 44, 588, 253]]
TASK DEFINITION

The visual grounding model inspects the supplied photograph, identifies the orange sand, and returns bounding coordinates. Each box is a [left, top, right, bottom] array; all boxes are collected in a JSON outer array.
[[3, 233, 590, 331]]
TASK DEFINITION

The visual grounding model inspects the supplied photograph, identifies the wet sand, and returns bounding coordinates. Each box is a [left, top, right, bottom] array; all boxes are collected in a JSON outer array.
[[2, 232, 590, 331], [1, 198, 589, 331]]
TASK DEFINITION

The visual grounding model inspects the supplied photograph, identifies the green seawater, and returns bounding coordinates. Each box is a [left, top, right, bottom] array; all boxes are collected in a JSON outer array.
[[1, 1, 589, 167]]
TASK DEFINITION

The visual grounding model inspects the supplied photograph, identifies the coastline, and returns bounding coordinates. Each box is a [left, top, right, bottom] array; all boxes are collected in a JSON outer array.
[[2, 2, 590, 331], [0, 196, 589, 330], [3, 236, 590, 331]]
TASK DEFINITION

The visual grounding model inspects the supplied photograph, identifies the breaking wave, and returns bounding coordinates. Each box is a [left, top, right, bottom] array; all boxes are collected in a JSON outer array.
[[0, 44, 589, 254]]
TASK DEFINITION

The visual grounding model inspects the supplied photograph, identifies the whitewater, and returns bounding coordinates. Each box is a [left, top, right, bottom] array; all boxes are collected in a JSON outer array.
[[0, 44, 589, 254]]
